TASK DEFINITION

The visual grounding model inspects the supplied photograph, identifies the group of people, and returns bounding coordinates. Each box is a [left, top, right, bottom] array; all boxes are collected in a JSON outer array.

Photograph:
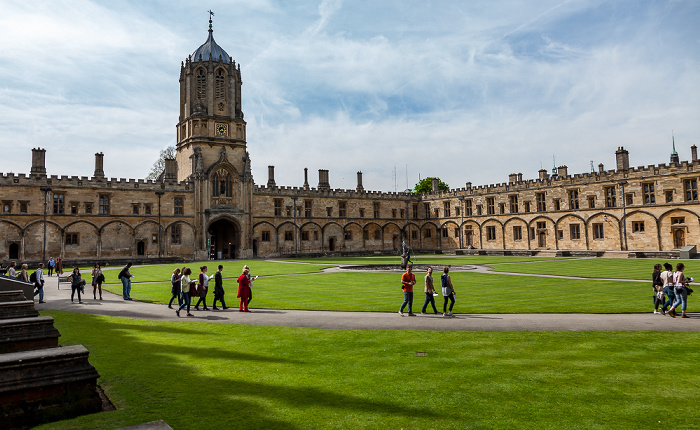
[[652, 262, 693, 318], [46, 257, 64, 277], [170, 264, 258, 317], [400, 265, 457, 317]]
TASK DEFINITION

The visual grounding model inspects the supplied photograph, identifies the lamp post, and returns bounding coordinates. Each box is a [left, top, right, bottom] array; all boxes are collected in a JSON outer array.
[[155, 191, 164, 259], [39, 187, 52, 262], [618, 181, 628, 251]]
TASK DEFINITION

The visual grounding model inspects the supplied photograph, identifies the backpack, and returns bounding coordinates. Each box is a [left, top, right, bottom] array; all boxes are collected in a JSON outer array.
[[30, 271, 37, 283], [441, 274, 448, 289]]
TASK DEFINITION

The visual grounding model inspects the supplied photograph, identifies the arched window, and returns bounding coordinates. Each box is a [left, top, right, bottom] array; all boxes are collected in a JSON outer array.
[[212, 169, 233, 198], [215, 69, 225, 100], [196, 68, 206, 100]]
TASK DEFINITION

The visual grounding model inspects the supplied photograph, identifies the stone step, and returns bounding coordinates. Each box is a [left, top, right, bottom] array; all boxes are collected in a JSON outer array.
[[0, 345, 102, 428], [0, 316, 61, 354], [0, 300, 39, 320], [0, 278, 35, 302], [0, 291, 28, 303]]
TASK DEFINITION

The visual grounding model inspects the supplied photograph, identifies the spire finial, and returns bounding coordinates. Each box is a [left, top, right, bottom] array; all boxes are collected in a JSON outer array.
[[672, 131, 677, 155], [208, 9, 215, 31]]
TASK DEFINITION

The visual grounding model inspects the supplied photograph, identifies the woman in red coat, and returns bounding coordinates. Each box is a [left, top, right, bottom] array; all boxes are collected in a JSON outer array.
[[237, 265, 251, 312]]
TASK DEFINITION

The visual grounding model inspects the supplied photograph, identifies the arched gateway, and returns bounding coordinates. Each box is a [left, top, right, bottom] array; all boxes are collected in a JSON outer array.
[[208, 218, 239, 260]]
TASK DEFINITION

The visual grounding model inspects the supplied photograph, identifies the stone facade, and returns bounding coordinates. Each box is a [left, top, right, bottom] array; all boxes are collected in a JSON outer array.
[[1, 26, 699, 264]]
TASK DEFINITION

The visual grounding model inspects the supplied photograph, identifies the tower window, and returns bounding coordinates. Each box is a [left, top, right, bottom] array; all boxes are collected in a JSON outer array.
[[215, 69, 226, 101], [196, 68, 206, 100], [212, 169, 233, 198]]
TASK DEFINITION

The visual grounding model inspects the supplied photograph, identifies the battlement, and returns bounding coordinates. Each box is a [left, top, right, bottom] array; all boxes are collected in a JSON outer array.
[[0, 172, 191, 191], [254, 185, 414, 200]]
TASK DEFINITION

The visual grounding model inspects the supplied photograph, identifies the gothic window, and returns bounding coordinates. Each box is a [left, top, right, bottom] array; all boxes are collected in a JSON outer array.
[[53, 193, 64, 214], [215, 69, 226, 101], [196, 68, 206, 100], [171, 224, 181, 244], [212, 169, 233, 198]]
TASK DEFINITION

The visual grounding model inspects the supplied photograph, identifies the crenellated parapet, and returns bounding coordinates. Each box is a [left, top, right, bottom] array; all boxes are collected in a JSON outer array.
[[0, 172, 192, 192]]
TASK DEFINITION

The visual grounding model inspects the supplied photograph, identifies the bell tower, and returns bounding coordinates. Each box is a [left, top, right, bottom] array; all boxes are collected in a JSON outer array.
[[176, 14, 254, 260], [176, 14, 246, 182]]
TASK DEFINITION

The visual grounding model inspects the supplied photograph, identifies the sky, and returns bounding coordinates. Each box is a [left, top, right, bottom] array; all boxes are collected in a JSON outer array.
[[1, 0, 699, 192]]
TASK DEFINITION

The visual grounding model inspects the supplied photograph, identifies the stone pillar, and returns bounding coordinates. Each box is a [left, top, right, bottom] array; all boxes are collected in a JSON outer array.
[[615, 146, 629, 171], [31, 148, 46, 176], [303, 168, 310, 190], [356, 171, 364, 192], [692, 145, 698, 162], [93, 152, 105, 179], [431, 178, 439, 193], [164, 158, 177, 180], [538, 169, 549, 180], [318, 169, 330, 190], [267, 165, 276, 188]]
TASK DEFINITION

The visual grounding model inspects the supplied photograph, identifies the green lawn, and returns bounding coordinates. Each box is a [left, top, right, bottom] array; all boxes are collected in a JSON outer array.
[[287, 254, 570, 265], [38, 311, 700, 430], [101, 269, 656, 313], [489, 258, 700, 280]]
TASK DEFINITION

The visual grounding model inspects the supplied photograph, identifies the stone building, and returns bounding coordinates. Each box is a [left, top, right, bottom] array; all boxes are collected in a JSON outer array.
[[1, 24, 699, 264]]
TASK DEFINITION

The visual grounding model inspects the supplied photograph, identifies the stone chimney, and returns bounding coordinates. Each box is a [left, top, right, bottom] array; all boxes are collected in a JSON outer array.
[[538, 168, 549, 180], [508, 173, 518, 183], [93, 152, 105, 179], [517, 173, 523, 182], [466, 182, 472, 189], [615, 146, 629, 171], [557, 165, 568, 177], [267, 165, 276, 188], [303, 168, 310, 190], [164, 158, 177, 181], [431, 178, 439, 193], [692, 145, 698, 162], [598, 163, 605, 173], [31, 148, 46, 176], [356, 171, 364, 192], [318, 169, 330, 190]]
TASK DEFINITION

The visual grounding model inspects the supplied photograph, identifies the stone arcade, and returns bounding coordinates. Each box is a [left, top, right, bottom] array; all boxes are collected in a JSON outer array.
[[1, 24, 700, 264]]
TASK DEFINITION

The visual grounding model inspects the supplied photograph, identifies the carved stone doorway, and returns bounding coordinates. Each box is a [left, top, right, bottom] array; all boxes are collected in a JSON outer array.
[[209, 218, 239, 260]]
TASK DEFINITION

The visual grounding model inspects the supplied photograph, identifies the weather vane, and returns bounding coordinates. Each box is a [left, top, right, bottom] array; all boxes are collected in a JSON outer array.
[[208, 9, 215, 30]]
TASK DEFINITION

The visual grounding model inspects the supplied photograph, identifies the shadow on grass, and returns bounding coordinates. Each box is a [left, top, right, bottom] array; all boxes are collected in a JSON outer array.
[[49, 312, 439, 429]]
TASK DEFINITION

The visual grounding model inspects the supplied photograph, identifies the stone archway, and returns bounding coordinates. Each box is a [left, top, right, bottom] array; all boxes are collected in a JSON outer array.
[[208, 218, 239, 260]]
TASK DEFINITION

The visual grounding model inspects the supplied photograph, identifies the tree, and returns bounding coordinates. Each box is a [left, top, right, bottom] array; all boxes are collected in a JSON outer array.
[[413, 177, 449, 194], [146, 146, 176, 180]]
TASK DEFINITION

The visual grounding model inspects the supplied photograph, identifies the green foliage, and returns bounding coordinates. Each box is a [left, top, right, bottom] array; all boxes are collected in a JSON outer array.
[[42, 311, 700, 429], [146, 145, 176, 180], [413, 176, 449, 194]]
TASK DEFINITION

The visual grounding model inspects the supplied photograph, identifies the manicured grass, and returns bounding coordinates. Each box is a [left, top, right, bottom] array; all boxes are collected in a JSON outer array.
[[287, 254, 570, 265], [102, 270, 656, 313], [38, 311, 700, 430], [489, 258, 700, 280]]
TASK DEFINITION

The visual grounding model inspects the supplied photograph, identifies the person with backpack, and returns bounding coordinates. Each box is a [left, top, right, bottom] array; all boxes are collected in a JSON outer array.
[[660, 262, 675, 315], [441, 266, 456, 317], [118, 263, 133, 300], [168, 268, 182, 309], [668, 263, 691, 318], [652, 264, 664, 314], [32, 263, 46, 303]]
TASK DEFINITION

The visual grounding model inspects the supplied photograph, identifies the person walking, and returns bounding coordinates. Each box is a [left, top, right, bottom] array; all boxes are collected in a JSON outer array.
[[660, 262, 675, 315], [168, 268, 182, 309], [118, 262, 133, 300], [668, 263, 691, 318], [652, 264, 664, 314], [91, 263, 104, 300], [47, 257, 55, 276], [18, 264, 29, 282], [237, 266, 252, 312], [421, 267, 439, 315], [399, 264, 416, 316], [194, 266, 210, 311], [56, 257, 63, 276], [68, 267, 85, 304], [245, 265, 258, 308], [441, 267, 456, 317], [212, 265, 228, 310], [176, 267, 194, 317], [7, 261, 17, 278], [33, 263, 46, 303]]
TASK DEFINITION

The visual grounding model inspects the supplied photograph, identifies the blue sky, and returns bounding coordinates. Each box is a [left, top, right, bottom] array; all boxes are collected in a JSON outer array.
[[1, 0, 698, 192]]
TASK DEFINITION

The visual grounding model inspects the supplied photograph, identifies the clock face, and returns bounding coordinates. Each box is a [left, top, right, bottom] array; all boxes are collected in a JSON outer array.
[[215, 123, 228, 136]]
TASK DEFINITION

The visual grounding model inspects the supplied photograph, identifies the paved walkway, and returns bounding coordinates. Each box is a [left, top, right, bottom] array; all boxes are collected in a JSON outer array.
[[34, 275, 699, 331]]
